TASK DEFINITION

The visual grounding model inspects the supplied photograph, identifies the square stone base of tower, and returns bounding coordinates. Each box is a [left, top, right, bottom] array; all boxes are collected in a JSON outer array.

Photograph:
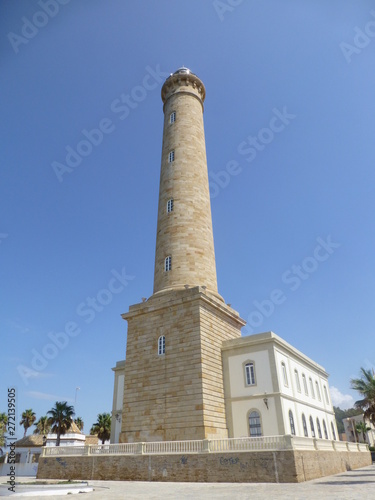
[[119, 286, 245, 443]]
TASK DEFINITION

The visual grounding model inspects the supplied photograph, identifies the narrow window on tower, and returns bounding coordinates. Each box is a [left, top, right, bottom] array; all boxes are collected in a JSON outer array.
[[158, 335, 165, 356], [167, 199, 174, 213], [165, 256, 172, 272], [170, 111, 176, 124], [168, 150, 175, 163]]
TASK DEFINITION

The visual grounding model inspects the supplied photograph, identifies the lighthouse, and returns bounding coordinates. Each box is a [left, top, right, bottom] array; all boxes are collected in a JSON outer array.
[[153, 67, 220, 299], [120, 68, 245, 443]]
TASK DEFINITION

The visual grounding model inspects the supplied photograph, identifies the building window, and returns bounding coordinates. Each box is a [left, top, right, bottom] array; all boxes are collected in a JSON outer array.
[[281, 362, 288, 387], [309, 378, 315, 398], [245, 362, 256, 386], [302, 374, 308, 395], [331, 422, 336, 441], [323, 385, 330, 404], [294, 370, 301, 392], [249, 411, 262, 437], [315, 381, 321, 401], [316, 418, 322, 439], [323, 419, 328, 439], [289, 410, 296, 435], [302, 414, 308, 437], [165, 256, 171, 271], [168, 150, 174, 163], [170, 111, 176, 124], [309, 416, 315, 438], [167, 199, 174, 213], [158, 335, 165, 355]]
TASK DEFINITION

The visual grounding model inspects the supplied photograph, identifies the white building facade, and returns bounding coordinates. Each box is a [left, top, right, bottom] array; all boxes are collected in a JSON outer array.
[[343, 414, 375, 446], [222, 331, 339, 441]]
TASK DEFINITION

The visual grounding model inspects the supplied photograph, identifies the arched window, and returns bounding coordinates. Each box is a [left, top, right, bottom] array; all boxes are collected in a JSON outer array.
[[244, 362, 256, 386], [323, 419, 328, 439], [302, 374, 308, 395], [281, 362, 288, 387], [170, 111, 176, 124], [165, 256, 172, 271], [294, 370, 301, 392], [168, 150, 175, 162], [289, 410, 296, 435], [316, 418, 322, 439], [302, 414, 308, 437], [309, 416, 315, 437], [315, 381, 321, 401], [249, 411, 262, 437], [331, 422, 336, 440], [323, 385, 330, 404], [158, 335, 165, 355], [309, 378, 315, 398]]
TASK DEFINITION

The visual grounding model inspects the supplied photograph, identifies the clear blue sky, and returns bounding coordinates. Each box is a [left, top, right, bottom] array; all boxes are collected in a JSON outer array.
[[1, 0, 374, 435]]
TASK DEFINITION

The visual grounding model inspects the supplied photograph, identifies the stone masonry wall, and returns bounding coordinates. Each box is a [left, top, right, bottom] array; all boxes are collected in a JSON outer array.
[[37, 450, 372, 483], [153, 74, 218, 296]]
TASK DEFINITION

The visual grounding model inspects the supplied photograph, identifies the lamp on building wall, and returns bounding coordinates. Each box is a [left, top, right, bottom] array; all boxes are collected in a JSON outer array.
[[42, 435, 47, 447], [263, 397, 269, 410], [115, 413, 122, 423]]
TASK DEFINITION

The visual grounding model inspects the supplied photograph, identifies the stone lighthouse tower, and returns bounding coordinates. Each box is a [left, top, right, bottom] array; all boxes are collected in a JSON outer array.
[[120, 68, 245, 443]]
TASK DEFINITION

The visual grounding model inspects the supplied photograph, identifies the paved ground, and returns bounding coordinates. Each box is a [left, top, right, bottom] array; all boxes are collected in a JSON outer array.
[[2, 465, 375, 499]]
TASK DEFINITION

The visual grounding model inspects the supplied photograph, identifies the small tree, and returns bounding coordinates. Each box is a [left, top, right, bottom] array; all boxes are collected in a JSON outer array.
[[19, 409, 36, 437], [74, 417, 84, 432], [351, 368, 375, 425], [33, 416, 51, 435], [90, 413, 111, 444], [47, 402, 75, 446], [355, 421, 371, 443]]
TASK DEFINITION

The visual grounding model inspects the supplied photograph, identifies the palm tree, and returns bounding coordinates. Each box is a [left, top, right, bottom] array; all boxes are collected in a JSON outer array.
[[351, 367, 375, 425], [33, 416, 51, 435], [355, 421, 371, 443], [47, 402, 75, 446], [19, 409, 36, 437], [74, 417, 84, 432], [0, 423, 5, 454], [90, 413, 111, 444], [0, 413, 7, 453]]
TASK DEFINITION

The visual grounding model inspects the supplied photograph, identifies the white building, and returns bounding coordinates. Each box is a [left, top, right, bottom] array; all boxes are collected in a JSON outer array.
[[343, 414, 375, 446], [222, 331, 338, 441]]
